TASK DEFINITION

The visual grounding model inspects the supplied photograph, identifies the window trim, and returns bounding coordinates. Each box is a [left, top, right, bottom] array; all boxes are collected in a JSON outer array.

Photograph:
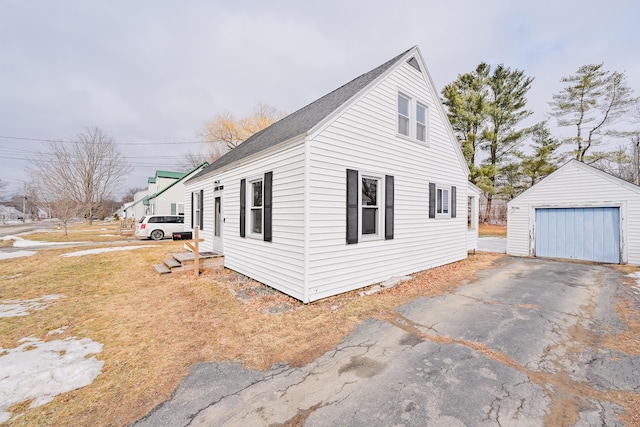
[[416, 102, 428, 143], [436, 185, 451, 218], [397, 90, 429, 144], [360, 174, 382, 239], [347, 170, 394, 244], [397, 93, 411, 138], [248, 176, 263, 238]]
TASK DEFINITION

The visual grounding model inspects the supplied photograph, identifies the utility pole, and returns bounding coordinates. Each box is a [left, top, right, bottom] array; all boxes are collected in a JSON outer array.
[[22, 183, 27, 223], [634, 135, 640, 186]]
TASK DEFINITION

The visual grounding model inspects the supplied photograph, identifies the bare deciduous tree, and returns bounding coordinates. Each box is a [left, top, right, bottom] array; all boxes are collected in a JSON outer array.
[[0, 178, 7, 200], [198, 103, 286, 151], [31, 127, 131, 227]]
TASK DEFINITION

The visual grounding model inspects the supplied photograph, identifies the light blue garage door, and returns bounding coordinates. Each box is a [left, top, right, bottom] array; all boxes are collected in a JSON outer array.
[[535, 207, 620, 263]]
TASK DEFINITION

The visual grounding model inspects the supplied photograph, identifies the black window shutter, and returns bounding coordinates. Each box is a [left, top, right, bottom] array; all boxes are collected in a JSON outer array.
[[199, 189, 204, 230], [451, 186, 457, 218], [429, 182, 436, 218], [264, 171, 272, 242], [385, 175, 394, 240], [191, 192, 194, 228], [239, 179, 246, 237], [346, 169, 358, 244]]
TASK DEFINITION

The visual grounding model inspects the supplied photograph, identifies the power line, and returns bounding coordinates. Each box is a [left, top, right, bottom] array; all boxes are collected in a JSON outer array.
[[0, 135, 209, 145]]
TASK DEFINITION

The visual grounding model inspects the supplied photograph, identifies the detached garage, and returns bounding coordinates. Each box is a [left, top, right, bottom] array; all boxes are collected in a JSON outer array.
[[507, 160, 640, 266]]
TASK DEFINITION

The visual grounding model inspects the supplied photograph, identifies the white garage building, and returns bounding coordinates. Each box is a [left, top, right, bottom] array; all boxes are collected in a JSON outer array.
[[507, 160, 640, 266]]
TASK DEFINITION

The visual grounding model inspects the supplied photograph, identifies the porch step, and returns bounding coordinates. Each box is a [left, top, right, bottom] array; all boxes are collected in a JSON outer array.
[[163, 258, 181, 269], [153, 263, 171, 274], [152, 251, 224, 275]]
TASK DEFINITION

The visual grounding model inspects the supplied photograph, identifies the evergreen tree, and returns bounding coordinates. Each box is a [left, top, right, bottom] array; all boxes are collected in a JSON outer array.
[[443, 63, 534, 221], [549, 64, 638, 162], [519, 122, 561, 187]]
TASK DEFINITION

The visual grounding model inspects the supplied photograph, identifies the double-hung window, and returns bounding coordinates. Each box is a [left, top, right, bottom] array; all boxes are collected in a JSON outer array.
[[347, 169, 394, 244], [428, 183, 456, 219], [437, 187, 449, 216], [361, 177, 379, 235], [398, 94, 410, 137], [250, 179, 263, 235], [416, 103, 427, 142], [240, 172, 272, 242], [397, 92, 428, 143]]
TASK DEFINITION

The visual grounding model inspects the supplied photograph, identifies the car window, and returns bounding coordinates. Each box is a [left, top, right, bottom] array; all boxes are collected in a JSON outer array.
[[148, 216, 163, 223], [139, 217, 146, 223]]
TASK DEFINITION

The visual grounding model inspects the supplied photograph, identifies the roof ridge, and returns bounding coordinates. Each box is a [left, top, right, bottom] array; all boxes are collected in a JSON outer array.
[[188, 47, 415, 181]]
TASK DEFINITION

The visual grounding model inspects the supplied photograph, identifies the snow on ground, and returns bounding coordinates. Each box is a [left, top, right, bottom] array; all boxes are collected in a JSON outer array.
[[61, 245, 159, 257], [1, 235, 86, 248], [0, 250, 36, 260], [0, 337, 104, 423], [628, 272, 640, 295], [0, 295, 103, 422], [0, 295, 64, 318]]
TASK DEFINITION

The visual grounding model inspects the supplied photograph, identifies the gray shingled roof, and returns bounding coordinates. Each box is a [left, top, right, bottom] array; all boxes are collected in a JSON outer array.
[[188, 47, 414, 182]]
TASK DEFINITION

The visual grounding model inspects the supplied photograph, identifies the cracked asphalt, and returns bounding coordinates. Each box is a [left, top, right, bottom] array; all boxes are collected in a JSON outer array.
[[133, 257, 640, 426]]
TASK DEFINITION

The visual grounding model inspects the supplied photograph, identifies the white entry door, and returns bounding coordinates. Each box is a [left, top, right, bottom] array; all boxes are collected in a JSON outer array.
[[212, 193, 224, 253]]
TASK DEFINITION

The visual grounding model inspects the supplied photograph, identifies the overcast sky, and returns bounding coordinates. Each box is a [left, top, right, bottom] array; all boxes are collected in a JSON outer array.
[[1, 0, 638, 199]]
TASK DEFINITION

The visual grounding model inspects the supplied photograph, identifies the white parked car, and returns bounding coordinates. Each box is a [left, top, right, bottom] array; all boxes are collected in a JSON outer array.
[[135, 215, 185, 240]]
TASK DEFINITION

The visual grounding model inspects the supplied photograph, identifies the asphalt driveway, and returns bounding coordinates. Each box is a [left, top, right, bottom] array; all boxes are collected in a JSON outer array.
[[135, 257, 640, 426]]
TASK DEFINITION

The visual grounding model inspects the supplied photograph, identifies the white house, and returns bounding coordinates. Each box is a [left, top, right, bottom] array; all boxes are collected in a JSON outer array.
[[0, 205, 23, 222], [144, 163, 208, 216], [122, 189, 148, 220], [184, 46, 477, 302], [507, 160, 640, 265]]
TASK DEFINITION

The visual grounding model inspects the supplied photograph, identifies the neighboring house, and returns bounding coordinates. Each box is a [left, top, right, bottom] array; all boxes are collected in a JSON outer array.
[[122, 189, 148, 219], [0, 205, 23, 222], [185, 46, 476, 303], [144, 163, 209, 216], [507, 160, 640, 266]]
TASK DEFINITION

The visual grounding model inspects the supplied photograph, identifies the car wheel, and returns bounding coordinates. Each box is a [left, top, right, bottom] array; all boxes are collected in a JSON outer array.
[[150, 229, 164, 241]]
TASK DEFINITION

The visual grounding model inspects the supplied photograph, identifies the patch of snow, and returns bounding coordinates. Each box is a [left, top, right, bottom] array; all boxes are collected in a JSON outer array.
[[0, 336, 104, 423], [627, 272, 640, 295], [0, 274, 22, 279], [0, 295, 65, 318], [2, 236, 85, 248], [98, 234, 117, 237], [0, 250, 36, 260], [47, 326, 69, 336], [61, 245, 159, 257]]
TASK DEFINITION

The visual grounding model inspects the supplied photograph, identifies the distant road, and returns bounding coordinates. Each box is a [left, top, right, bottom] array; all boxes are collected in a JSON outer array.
[[0, 221, 56, 237]]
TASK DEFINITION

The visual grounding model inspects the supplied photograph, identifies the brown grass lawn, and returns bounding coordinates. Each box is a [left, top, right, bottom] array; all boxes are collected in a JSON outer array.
[[3, 221, 640, 425], [0, 221, 508, 426], [478, 223, 507, 237]]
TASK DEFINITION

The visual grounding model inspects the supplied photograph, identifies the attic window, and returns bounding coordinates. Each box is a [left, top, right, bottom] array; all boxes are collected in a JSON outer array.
[[407, 57, 421, 72]]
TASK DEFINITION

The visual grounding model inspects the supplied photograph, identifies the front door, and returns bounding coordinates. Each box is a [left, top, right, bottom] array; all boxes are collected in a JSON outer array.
[[212, 193, 224, 253]]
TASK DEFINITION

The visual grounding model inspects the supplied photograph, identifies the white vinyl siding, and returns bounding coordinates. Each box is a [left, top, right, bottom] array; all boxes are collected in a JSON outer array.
[[185, 139, 307, 301], [306, 60, 469, 301], [507, 161, 640, 266]]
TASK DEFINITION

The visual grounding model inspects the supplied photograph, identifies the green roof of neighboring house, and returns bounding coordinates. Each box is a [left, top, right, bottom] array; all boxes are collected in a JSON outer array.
[[144, 162, 209, 205], [156, 170, 186, 179], [148, 177, 156, 184]]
